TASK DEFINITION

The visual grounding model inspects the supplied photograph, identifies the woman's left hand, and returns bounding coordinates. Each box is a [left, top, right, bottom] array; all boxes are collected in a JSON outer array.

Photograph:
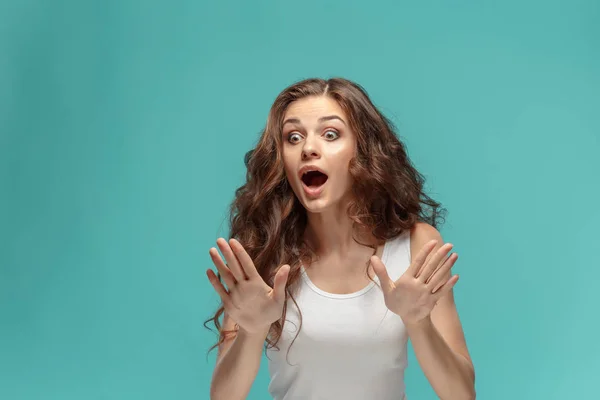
[[371, 240, 459, 328]]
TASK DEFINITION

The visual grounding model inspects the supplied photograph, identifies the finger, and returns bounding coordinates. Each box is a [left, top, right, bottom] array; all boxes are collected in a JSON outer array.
[[406, 240, 438, 277], [217, 238, 247, 282], [433, 274, 459, 299], [206, 269, 235, 310], [229, 238, 260, 279], [209, 247, 236, 290], [427, 253, 458, 290], [417, 243, 453, 283], [370, 256, 393, 292], [272, 264, 291, 304]]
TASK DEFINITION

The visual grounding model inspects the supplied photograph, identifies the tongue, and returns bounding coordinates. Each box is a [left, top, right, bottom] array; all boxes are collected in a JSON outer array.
[[308, 174, 328, 187]]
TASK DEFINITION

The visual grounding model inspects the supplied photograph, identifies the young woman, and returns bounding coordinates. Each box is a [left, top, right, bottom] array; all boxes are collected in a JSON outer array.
[[205, 78, 476, 400]]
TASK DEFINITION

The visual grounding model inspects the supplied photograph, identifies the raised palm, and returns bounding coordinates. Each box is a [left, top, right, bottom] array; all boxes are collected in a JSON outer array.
[[206, 238, 290, 334], [371, 239, 459, 327]]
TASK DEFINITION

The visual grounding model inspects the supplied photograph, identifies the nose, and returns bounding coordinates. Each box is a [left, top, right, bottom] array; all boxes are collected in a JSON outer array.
[[301, 136, 320, 160]]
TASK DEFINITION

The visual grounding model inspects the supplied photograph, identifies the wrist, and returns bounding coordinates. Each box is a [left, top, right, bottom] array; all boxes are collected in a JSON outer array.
[[238, 325, 271, 341], [405, 316, 434, 335]]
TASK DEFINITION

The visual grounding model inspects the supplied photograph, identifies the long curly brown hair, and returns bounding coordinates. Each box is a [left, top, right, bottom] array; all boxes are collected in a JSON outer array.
[[204, 77, 446, 354]]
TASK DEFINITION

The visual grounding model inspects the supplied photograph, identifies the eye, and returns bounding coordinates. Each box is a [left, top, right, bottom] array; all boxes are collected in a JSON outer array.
[[287, 132, 302, 143], [324, 129, 339, 140]]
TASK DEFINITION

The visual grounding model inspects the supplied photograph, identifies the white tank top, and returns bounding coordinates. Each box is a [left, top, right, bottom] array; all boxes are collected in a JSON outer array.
[[266, 230, 411, 400]]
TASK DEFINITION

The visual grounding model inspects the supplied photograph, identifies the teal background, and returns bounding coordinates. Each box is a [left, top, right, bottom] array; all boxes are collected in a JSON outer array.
[[1, 0, 598, 399]]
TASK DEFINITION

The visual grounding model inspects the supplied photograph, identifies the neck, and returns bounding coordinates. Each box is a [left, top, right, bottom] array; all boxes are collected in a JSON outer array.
[[302, 202, 377, 260]]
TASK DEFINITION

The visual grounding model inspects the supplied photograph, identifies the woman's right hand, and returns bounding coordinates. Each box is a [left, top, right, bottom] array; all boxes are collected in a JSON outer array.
[[206, 237, 291, 335]]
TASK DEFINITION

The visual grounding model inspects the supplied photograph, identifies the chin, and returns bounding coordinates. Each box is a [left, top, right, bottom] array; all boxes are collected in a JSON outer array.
[[302, 202, 329, 213], [301, 196, 343, 214], [292, 192, 327, 212]]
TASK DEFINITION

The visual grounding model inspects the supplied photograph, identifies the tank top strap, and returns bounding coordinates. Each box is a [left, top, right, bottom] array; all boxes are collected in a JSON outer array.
[[383, 229, 412, 282]]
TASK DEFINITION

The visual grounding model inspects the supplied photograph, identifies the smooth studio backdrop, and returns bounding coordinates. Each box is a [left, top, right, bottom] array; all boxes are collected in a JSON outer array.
[[1, 0, 599, 399]]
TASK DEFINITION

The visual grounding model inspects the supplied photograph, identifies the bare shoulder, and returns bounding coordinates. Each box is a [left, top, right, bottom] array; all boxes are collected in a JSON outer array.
[[409, 221, 443, 256]]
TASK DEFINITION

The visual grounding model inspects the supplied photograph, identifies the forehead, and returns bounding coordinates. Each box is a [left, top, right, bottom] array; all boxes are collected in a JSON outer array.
[[283, 95, 346, 122]]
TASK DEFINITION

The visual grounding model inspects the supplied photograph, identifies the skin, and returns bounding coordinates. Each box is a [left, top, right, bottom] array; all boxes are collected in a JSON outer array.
[[281, 95, 384, 291], [207, 95, 475, 399], [372, 223, 476, 398]]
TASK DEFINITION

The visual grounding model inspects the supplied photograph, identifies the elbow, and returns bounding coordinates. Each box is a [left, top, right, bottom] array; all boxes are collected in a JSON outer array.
[[210, 382, 245, 400], [444, 388, 475, 400], [463, 361, 476, 399], [209, 383, 218, 400], [209, 388, 227, 400], [209, 379, 226, 400], [467, 388, 477, 400], [463, 375, 476, 400], [209, 384, 232, 400], [461, 381, 476, 400], [451, 376, 476, 400]]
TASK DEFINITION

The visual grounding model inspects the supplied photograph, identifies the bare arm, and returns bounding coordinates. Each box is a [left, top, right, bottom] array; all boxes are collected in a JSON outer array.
[[408, 223, 476, 400], [407, 317, 475, 399], [209, 313, 268, 400], [206, 238, 290, 400]]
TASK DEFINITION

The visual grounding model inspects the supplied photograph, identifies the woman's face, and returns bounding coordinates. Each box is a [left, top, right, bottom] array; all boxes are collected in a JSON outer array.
[[281, 95, 357, 213]]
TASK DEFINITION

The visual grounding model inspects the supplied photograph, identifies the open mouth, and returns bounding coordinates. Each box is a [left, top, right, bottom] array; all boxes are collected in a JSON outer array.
[[301, 170, 328, 188]]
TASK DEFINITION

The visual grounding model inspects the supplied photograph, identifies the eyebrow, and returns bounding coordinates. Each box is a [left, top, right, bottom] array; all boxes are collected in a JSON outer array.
[[282, 115, 346, 126]]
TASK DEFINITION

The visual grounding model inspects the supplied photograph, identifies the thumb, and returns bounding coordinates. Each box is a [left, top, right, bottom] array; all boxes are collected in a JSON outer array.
[[371, 256, 392, 290], [272, 264, 291, 303]]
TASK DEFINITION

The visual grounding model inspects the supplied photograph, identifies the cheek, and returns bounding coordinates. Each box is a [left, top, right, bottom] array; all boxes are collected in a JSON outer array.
[[282, 158, 296, 184], [282, 146, 301, 175], [333, 151, 355, 185], [332, 146, 355, 169], [330, 138, 356, 158]]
